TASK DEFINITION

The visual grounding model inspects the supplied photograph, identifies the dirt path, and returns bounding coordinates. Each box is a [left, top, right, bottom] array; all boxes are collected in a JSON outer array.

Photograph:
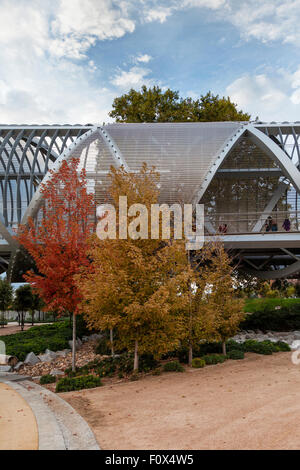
[[0, 324, 33, 336], [0, 382, 38, 450], [62, 352, 300, 450]]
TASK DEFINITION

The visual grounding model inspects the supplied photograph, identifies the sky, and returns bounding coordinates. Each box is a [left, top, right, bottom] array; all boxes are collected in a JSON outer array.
[[0, 0, 300, 124]]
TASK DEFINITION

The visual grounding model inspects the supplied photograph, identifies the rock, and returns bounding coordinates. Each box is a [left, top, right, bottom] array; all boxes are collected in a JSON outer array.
[[82, 336, 90, 342], [14, 362, 24, 371], [45, 349, 57, 358], [38, 353, 55, 363], [68, 339, 82, 350], [291, 340, 300, 350], [39, 349, 57, 362], [50, 369, 64, 377], [24, 352, 41, 366], [0, 365, 11, 372], [293, 331, 300, 339], [56, 349, 71, 357], [88, 333, 102, 341]]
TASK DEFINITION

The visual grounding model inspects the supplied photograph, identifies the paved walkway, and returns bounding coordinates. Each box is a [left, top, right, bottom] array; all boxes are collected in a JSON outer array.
[[0, 374, 100, 450], [0, 382, 38, 450]]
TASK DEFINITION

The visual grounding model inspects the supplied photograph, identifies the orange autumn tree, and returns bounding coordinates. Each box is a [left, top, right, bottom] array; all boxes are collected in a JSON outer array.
[[17, 158, 95, 371]]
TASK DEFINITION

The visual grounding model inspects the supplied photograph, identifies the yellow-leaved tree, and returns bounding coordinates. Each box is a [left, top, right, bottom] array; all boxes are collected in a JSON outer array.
[[77, 164, 188, 370], [203, 242, 245, 355]]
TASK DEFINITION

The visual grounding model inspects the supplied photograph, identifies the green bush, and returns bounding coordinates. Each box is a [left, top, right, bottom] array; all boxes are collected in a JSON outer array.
[[202, 354, 227, 365], [191, 358, 205, 368], [0, 319, 95, 361], [40, 374, 56, 385], [274, 341, 291, 352], [94, 336, 110, 355], [1, 321, 73, 360], [56, 375, 102, 392], [242, 340, 273, 355], [227, 349, 245, 360], [163, 361, 185, 372], [242, 298, 300, 331]]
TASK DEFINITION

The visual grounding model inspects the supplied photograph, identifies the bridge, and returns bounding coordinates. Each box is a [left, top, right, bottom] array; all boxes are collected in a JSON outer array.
[[1, 121, 300, 280]]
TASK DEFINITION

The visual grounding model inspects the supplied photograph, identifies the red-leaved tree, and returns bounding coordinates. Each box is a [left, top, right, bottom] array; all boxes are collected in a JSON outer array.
[[17, 158, 95, 370]]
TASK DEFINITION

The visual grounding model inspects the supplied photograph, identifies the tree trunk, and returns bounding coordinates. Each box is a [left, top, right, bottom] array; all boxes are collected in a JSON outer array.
[[21, 311, 24, 331], [110, 328, 114, 357], [188, 344, 193, 366], [38, 310, 41, 322], [134, 340, 139, 371], [72, 313, 76, 372], [31, 311, 34, 326], [222, 341, 227, 356]]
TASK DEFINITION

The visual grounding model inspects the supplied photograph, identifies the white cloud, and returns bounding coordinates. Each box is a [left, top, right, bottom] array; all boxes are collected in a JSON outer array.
[[51, 0, 136, 59], [0, 0, 122, 124], [226, 70, 300, 122], [144, 6, 174, 23], [135, 54, 152, 64], [111, 66, 153, 89], [211, 0, 300, 47], [183, 0, 225, 9], [142, 0, 300, 47]]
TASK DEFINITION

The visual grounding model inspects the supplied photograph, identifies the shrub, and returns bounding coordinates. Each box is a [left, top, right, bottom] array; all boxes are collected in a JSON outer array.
[[1, 321, 73, 360], [202, 354, 227, 365], [56, 375, 102, 392], [163, 361, 185, 372], [274, 341, 291, 352], [152, 368, 162, 376], [94, 336, 110, 355], [242, 298, 300, 331], [227, 349, 245, 360], [242, 340, 273, 355], [192, 358, 205, 368], [40, 374, 56, 385]]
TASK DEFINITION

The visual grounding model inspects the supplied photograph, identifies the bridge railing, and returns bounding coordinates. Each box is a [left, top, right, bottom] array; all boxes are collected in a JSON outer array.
[[205, 210, 300, 235]]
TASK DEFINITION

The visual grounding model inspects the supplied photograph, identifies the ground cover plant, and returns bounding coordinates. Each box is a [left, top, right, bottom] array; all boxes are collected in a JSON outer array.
[[56, 375, 102, 392], [1, 320, 74, 360], [243, 298, 300, 331], [40, 374, 56, 385]]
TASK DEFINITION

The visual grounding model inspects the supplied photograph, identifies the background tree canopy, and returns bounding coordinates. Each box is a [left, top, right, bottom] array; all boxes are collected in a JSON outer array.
[[109, 86, 251, 123]]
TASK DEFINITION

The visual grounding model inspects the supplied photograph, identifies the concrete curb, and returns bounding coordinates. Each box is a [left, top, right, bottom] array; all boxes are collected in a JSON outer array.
[[6, 380, 100, 450]]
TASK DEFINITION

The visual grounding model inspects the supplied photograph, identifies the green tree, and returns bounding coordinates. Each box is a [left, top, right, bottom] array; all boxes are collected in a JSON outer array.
[[0, 279, 13, 328], [109, 86, 250, 123], [14, 284, 34, 331]]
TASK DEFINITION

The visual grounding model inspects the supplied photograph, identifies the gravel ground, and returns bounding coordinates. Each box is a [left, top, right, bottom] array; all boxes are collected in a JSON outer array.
[[62, 351, 300, 450]]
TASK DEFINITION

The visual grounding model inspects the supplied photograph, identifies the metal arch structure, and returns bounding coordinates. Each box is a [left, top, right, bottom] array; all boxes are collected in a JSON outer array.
[[1, 122, 300, 280]]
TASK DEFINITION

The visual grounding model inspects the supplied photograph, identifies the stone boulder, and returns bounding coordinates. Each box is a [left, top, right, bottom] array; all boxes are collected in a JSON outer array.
[[38, 349, 57, 363], [50, 369, 64, 377], [14, 362, 24, 371], [68, 338, 82, 350], [0, 365, 11, 373], [24, 352, 41, 366], [291, 340, 300, 350]]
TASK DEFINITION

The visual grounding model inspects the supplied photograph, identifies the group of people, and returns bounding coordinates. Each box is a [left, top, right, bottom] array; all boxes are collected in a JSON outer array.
[[264, 216, 291, 232], [216, 217, 292, 234]]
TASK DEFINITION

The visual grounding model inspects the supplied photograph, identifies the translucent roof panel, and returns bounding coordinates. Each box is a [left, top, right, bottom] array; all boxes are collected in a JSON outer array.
[[105, 122, 242, 204]]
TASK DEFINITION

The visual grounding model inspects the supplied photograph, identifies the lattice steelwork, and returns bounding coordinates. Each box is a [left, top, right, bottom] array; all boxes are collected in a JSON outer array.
[[1, 121, 300, 280]]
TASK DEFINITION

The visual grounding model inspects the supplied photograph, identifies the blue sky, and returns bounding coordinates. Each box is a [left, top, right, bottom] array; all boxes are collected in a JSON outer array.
[[0, 0, 300, 124]]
